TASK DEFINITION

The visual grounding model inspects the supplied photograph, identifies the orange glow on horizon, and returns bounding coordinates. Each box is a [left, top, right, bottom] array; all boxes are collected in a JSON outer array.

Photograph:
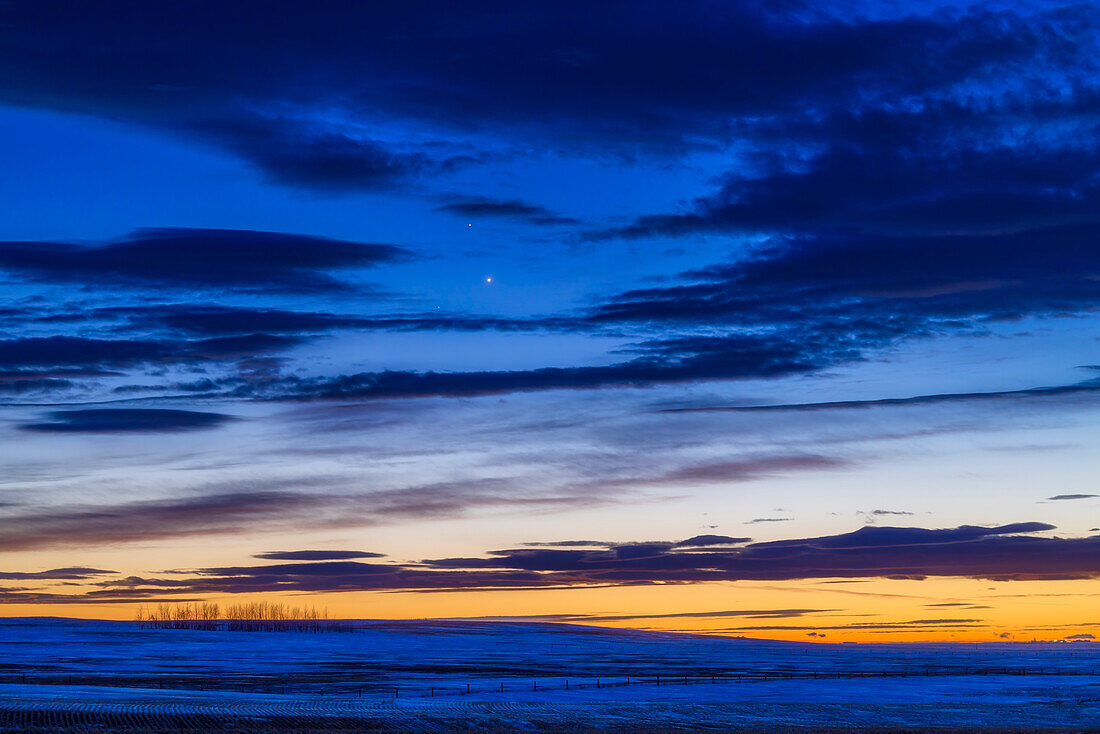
[[4, 577, 1098, 644]]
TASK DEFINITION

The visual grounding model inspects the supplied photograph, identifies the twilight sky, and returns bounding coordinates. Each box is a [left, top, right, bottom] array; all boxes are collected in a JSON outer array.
[[1, 0, 1099, 641]]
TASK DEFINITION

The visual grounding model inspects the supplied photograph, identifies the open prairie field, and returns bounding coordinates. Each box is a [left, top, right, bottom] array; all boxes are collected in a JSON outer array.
[[1, 618, 1098, 730]]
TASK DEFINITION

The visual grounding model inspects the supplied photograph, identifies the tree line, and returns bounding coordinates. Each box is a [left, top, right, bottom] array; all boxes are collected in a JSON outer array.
[[134, 601, 350, 632]]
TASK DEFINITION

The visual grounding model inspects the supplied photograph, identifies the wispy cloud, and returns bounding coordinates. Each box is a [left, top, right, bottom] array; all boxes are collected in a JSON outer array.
[[0, 480, 608, 551]]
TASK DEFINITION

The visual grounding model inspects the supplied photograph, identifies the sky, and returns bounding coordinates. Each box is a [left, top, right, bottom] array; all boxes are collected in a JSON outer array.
[[1, 0, 1099, 642]]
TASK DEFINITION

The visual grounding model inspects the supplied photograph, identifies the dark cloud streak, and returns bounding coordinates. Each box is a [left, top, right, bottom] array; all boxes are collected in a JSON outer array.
[[0, 228, 412, 291], [20, 522, 1095, 602], [253, 550, 386, 561], [437, 196, 577, 226], [18, 409, 235, 433]]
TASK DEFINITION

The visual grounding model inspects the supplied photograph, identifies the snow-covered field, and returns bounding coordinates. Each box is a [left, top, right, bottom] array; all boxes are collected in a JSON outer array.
[[1, 618, 1098, 730]]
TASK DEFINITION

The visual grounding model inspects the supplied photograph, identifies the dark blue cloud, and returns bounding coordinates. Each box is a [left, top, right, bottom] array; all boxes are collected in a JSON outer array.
[[0, 2, 1095, 408], [437, 196, 578, 225], [195, 560, 397, 579], [19, 409, 235, 433], [186, 117, 446, 190], [267, 330, 844, 400], [0, 377, 74, 395], [0, 335, 304, 376], [0, 368, 122, 396], [0, 2, 1086, 189], [601, 124, 1100, 241], [117, 305, 375, 336], [0, 228, 413, 291], [413, 523, 1082, 585], [111, 305, 536, 337], [253, 550, 386, 561], [757, 523, 1054, 550], [0, 337, 175, 368], [589, 224, 1100, 327], [186, 334, 305, 358], [658, 378, 1100, 414], [0, 567, 116, 580], [0, 2, 1094, 405], [24, 521, 1096, 600], [673, 535, 752, 548]]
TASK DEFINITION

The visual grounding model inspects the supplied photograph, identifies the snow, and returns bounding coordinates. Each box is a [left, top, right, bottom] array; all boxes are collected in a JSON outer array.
[[1, 618, 1098, 729]]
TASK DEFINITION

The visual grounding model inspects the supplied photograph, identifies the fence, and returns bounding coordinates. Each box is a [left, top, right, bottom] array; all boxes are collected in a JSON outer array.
[[4, 665, 1097, 700]]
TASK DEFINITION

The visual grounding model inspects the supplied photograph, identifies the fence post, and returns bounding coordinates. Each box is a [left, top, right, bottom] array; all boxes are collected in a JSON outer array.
[[467, 683, 470, 694], [533, 680, 537, 691], [656, 675, 660, 686], [566, 680, 569, 691]]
